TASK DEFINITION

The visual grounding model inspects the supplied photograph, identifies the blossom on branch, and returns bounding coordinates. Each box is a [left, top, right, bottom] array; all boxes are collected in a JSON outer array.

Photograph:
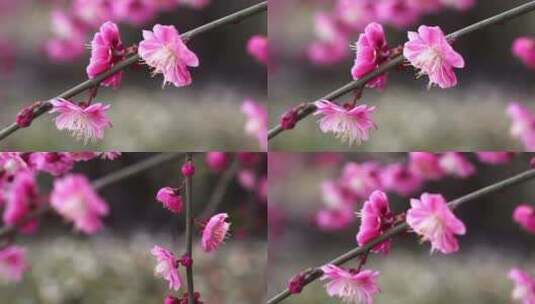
[[156, 187, 183, 214], [151, 245, 182, 291], [87, 21, 125, 88], [201, 213, 231, 253], [320, 264, 380, 304]]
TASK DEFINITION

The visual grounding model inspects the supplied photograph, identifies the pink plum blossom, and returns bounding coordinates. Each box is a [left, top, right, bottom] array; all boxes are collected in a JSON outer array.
[[403, 25, 465, 89], [351, 22, 390, 90], [205, 152, 230, 172], [138, 24, 199, 87], [408, 152, 444, 180], [247, 35, 268, 65], [45, 10, 87, 62], [72, 0, 115, 28], [307, 13, 350, 65], [201, 213, 231, 253], [156, 187, 183, 214], [376, 0, 421, 28], [241, 99, 268, 151], [50, 174, 109, 234], [0, 153, 30, 177], [315, 207, 355, 231], [112, 0, 158, 25], [151, 245, 182, 291], [87, 21, 125, 88], [509, 268, 535, 304], [513, 37, 535, 70], [507, 102, 535, 151], [2, 172, 39, 234], [320, 264, 380, 304], [313, 100, 376, 146], [380, 163, 422, 196], [406, 193, 466, 254], [475, 152, 515, 165], [341, 162, 382, 199], [438, 152, 475, 178], [28, 152, 75, 176], [513, 204, 535, 235], [334, 0, 376, 31], [0, 246, 28, 283], [49, 98, 112, 143], [321, 180, 356, 209], [356, 190, 393, 254]]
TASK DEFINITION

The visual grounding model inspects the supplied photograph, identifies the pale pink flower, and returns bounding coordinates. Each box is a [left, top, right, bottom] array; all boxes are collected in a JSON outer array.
[[313, 100, 376, 145], [510, 268, 535, 304], [2, 171, 39, 234], [351, 22, 390, 89], [438, 152, 475, 178], [247, 35, 268, 65], [513, 37, 535, 70], [87, 21, 125, 88], [307, 13, 350, 65], [341, 162, 382, 199], [316, 207, 355, 231], [408, 152, 444, 180], [507, 102, 535, 151], [50, 174, 109, 234], [138, 24, 199, 87], [241, 99, 268, 151], [28, 152, 75, 176], [205, 152, 230, 172], [320, 264, 380, 304], [201, 213, 231, 253], [334, 0, 376, 31], [112, 0, 158, 25], [380, 163, 422, 196], [357, 190, 393, 254], [72, 0, 114, 28], [321, 180, 356, 209], [376, 0, 421, 28], [406, 193, 466, 254], [49, 98, 112, 143], [0, 153, 29, 177], [0, 246, 28, 283], [513, 204, 535, 235], [151, 245, 182, 291], [156, 187, 183, 214], [238, 169, 257, 191], [403, 25, 465, 89], [475, 152, 514, 165], [45, 10, 87, 62]]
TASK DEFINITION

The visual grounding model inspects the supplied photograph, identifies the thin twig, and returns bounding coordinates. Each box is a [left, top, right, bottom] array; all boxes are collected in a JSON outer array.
[[0, 1, 267, 142], [268, 0, 535, 140], [184, 153, 195, 304], [199, 159, 240, 219], [266, 168, 535, 304]]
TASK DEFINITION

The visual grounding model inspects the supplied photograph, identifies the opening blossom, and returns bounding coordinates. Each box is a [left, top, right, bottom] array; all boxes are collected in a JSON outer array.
[[50, 174, 109, 234], [513, 204, 535, 235], [156, 187, 183, 214], [356, 190, 394, 254], [406, 193, 466, 254], [138, 24, 199, 88], [313, 100, 376, 146], [509, 268, 535, 304], [49, 98, 112, 143], [151, 245, 182, 291], [87, 21, 125, 88], [403, 25, 465, 89], [201, 213, 231, 253], [320, 264, 380, 304], [0, 246, 28, 284]]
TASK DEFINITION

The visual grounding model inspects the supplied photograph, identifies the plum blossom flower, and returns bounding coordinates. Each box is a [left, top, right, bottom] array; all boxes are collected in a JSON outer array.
[[356, 190, 393, 254], [513, 37, 535, 70], [151, 245, 182, 291], [313, 100, 376, 146], [307, 13, 350, 65], [438, 152, 475, 178], [156, 187, 183, 214], [72, 0, 114, 28], [247, 35, 268, 65], [403, 25, 465, 89], [341, 162, 382, 199], [475, 152, 514, 165], [50, 174, 109, 234], [509, 268, 535, 304], [87, 21, 125, 88], [513, 204, 535, 235], [49, 98, 112, 143], [205, 152, 230, 172], [351, 22, 390, 90], [0, 246, 28, 284], [320, 264, 380, 304], [45, 10, 87, 62], [507, 102, 535, 151], [406, 193, 466, 254], [28, 152, 75, 176], [408, 152, 444, 180], [334, 0, 376, 31], [138, 24, 199, 87], [201, 213, 231, 253], [241, 99, 268, 151], [380, 163, 422, 196], [112, 0, 158, 25], [2, 172, 39, 234], [375, 0, 420, 28], [321, 180, 356, 209]]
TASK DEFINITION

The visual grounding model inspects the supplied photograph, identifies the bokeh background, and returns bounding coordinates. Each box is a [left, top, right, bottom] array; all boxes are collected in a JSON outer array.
[[0, 0, 266, 151], [0, 152, 267, 303], [269, 0, 535, 151], [268, 152, 535, 303]]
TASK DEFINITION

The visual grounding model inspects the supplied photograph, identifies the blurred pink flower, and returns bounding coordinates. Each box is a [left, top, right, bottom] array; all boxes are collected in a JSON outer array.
[[247, 35, 268, 65], [341, 162, 382, 199], [238, 169, 257, 191], [513, 37, 535, 70], [202, 213, 231, 253], [99, 152, 122, 160], [112, 0, 157, 25], [509, 267, 535, 304], [313, 100, 376, 146], [138, 24, 199, 87], [403, 25, 465, 89], [0, 153, 30, 177], [315, 207, 355, 231], [241, 99, 268, 151], [408, 152, 444, 180], [376, 0, 420, 28], [45, 10, 87, 62], [406, 0, 442, 14], [513, 204, 535, 235], [307, 13, 350, 65], [156, 187, 183, 214], [356, 190, 393, 254], [334, 0, 376, 31], [406, 193, 466, 254], [72, 0, 115, 28], [205, 152, 230, 172], [320, 264, 380, 304], [321, 180, 356, 209], [475, 152, 515, 165], [49, 98, 112, 143], [87, 21, 125, 88], [2, 172, 39, 234], [380, 163, 422, 196], [507, 102, 535, 151], [438, 152, 475, 178], [0, 246, 28, 283], [151, 245, 182, 291], [351, 22, 389, 90], [28, 152, 75, 176], [50, 174, 109, 234]]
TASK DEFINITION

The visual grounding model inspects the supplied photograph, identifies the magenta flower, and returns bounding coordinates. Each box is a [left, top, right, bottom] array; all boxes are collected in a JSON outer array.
[[321, 180, 356, 209], [151, 245, 182, 291], [87, 21, 125, 88], [44, 10, 86, 62], [49, 98, 112, 143], [313, 100, 376, 146], [307, 13, 350, 65], [0, 152, 30, 177], [380, 163, 422, 197], [376, 0, 420, 28], [156, 187, 183, 214], [138, 24, 199, 88], [513, 204, 535, 235], [205, 152, 230, 172], [72, 0, 114, 28], [406, 193, 466, 254], [112, 0, 157, 25], [356, 190, 393, 254], [28, 152, 75, 176], [513, 37, 535, 70], [320, 264, 380, 304], [351, 22, 390, 90], [0, 246, 28, 284], [509, 268, 535, 304], [247, 35, 268, 65], [241, 99, 268, 151], [201, 213, 231, 253], [2, 172, 39, 234], [408, 152, 444, 180], [475, 152, 514, 165], [334, 0, 376, 31], [50, 174, 109, 234], [438, 152, 475, 178], [507, 102, 535, 151], [341, 162, 382, 199], [315, 207, 355, 231], [403, 25, 465, 89]]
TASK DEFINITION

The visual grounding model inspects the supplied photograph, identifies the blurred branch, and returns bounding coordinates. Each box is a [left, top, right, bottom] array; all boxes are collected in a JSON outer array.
[[199, 159, 240, 219], [0, 1, 268, 142], [0, 152, 183, 241], [266, 168, 535, 304], [184, 153, 195, 304], [268, 0, 535, 140]]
